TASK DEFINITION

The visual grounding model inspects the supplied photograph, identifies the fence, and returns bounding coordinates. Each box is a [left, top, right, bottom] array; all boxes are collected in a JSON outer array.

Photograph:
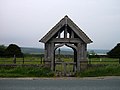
[[88, 58, 120, 65], [0, 56, 44, 65], [0, 57, 119, 66]]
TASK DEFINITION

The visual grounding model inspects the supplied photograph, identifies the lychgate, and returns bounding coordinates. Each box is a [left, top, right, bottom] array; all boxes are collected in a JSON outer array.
[[39, 15, 92, 72]]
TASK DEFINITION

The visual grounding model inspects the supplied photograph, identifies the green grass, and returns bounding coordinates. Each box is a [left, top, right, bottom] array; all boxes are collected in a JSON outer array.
[[0, 66, 54, 77], [0, 57, 119, 65], [0, 57, 120, 77], [89, 58, 119, 64], [76, 64, 120, 77]]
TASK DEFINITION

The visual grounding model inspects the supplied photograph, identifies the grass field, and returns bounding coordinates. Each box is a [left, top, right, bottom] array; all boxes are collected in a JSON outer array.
[[0, 56, 120, 77], [0, 57, 119, 71], [76, 64, 120, 77], [0, 66, 54, 77]]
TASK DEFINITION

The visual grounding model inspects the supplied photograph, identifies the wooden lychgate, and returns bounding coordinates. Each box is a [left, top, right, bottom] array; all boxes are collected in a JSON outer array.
[[39, 15, 92, 72]]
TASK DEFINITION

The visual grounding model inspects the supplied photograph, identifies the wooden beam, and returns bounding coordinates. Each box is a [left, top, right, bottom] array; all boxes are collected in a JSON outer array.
[[54, 44, 64, 50], [65, 44, 77, 50], [51, 38, 81, 43], [64, 25, 67, 38]]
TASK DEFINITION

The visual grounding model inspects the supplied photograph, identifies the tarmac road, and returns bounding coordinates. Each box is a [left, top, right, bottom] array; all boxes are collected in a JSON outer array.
[[0, 76, 120, 90]]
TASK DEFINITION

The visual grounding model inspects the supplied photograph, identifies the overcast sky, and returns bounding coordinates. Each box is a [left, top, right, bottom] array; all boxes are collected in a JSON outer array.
[[0, 0, 120, 49]]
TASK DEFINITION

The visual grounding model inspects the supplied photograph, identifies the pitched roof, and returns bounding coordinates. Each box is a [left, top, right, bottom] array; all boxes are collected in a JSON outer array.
[[39, 15, 93, 44]]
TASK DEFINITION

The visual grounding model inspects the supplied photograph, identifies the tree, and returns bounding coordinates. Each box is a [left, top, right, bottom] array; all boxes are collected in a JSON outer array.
[[107, 43, 120, 59], [5, 44, 23, 57], [0, 45, 6, 57]]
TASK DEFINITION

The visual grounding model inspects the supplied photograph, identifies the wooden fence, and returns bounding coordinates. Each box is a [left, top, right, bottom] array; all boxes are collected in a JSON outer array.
[[0, 57, 119, 67]]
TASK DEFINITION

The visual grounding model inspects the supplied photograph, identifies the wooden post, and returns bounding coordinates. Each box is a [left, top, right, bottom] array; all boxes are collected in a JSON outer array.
[[23, 56, 24, 64], [89, 58, 91, 65], [71, 31, 74, 38], [13, 54, 16, 64], [73, 49, 77, 72], [119, 58, 120, 64], [40, 56, 42, 64], [77, 43, 81, 71], [63, 62, 66, 76], [44, 43, 48, 63], [58, 48, 61, 61], [51, 43, 55, 71], [81, 43, 84, 60], [64, 27, 67, 38], [58, 31, 61, 38], [84, 44, 87, 60]]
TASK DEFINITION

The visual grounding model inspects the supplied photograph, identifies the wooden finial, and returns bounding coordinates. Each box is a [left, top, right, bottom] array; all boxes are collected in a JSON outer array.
[[65, 15, 68, 18]]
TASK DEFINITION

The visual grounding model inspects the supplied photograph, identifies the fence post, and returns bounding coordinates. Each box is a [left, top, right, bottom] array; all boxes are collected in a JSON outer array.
[[89, 58, 91, 65], [13, 54, 16, 64], [23, 56, 24, 64], [40, 56, 42, 64], [63, 63, 66, 76], [119, 58, 120, 64]]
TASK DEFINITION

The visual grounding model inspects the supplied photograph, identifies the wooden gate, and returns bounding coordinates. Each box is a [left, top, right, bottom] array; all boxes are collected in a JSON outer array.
[[55, 62, 76, 76]]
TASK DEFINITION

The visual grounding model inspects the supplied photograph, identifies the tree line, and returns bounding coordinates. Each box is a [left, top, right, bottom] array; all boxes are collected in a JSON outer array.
[[0, 43, 120, 60]]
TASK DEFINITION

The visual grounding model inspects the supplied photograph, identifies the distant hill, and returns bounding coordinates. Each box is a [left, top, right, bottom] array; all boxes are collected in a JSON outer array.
[[88, 49, 110, 55], [21, 47, 109, 55], [21, 47, 44, 54], [21, 47, 74, 55]]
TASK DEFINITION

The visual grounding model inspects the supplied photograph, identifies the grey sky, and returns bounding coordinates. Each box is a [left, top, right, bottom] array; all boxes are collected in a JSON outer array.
[[0, 0, 120, 49]]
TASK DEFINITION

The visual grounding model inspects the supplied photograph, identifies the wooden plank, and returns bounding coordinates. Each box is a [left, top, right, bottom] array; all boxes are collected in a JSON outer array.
[[55, 62, 76, 64]]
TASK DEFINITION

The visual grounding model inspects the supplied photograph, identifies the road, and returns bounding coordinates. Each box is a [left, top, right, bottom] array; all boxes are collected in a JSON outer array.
[[0, 77, 120, 90]]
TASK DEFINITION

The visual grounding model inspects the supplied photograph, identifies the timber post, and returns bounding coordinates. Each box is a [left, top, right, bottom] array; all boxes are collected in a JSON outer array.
[[13, 54, 16, 64]]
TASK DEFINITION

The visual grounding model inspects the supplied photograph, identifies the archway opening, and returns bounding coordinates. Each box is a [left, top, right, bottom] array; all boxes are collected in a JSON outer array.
[[55, 45, 74, 61], [54, 44, 76, 76]]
